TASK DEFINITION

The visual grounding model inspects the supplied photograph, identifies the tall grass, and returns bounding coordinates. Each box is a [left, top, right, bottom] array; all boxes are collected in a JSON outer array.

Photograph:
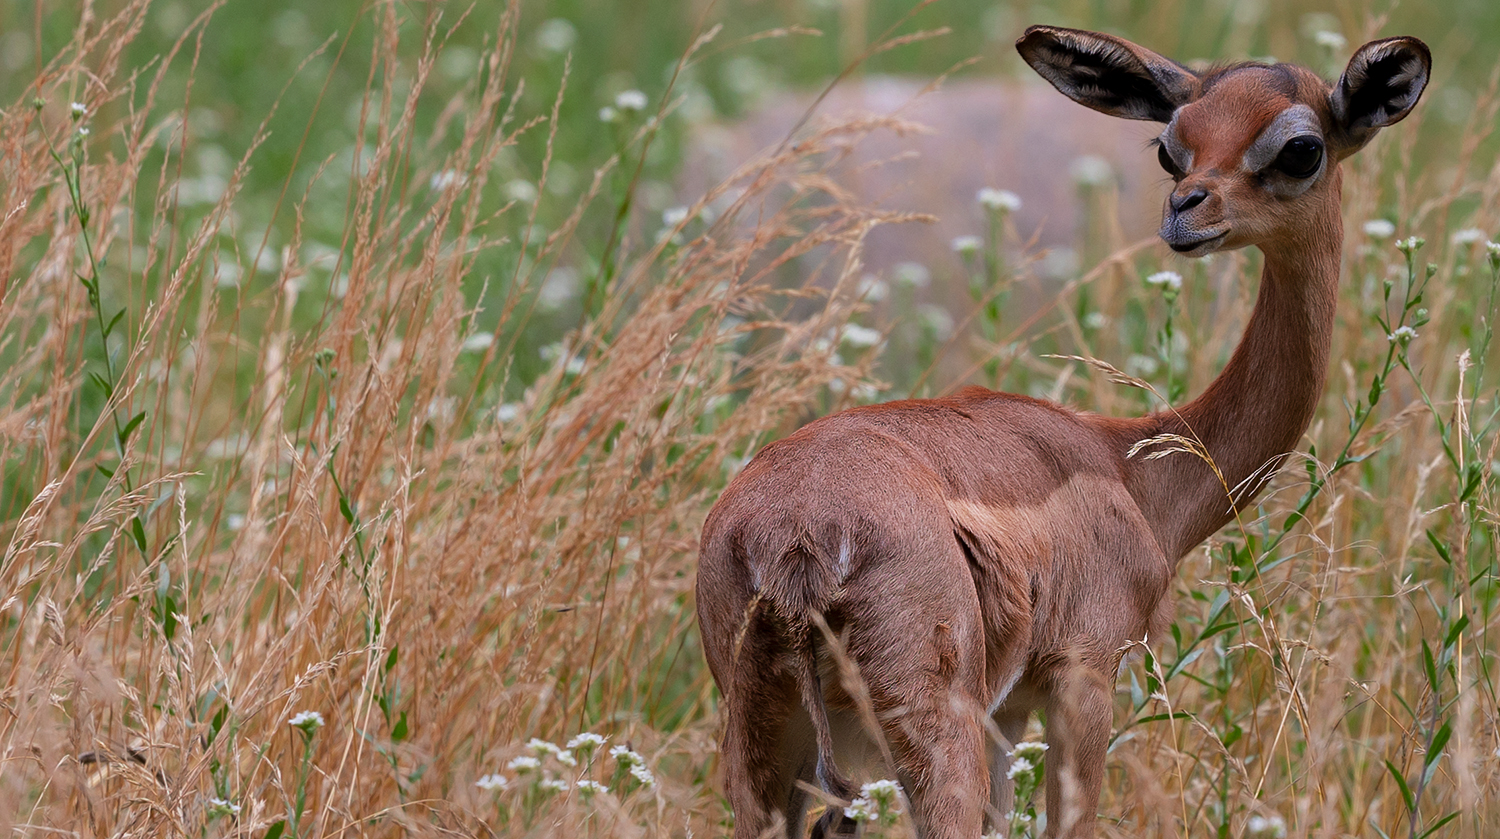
[[1, 2, 1497, 838]]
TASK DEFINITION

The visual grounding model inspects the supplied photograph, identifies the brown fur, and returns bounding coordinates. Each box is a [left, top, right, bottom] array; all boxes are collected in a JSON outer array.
[[698, 26, 1429, 839]]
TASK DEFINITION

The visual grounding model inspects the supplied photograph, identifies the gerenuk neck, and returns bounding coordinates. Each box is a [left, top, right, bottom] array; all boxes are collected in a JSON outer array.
[[1100, 182, 1345, 564]]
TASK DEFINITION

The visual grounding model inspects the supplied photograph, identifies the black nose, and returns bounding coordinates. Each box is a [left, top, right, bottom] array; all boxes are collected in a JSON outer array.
[[1170, 188, 1209, 213]]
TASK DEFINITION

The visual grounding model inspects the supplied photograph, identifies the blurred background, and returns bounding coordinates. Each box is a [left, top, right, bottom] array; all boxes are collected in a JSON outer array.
[[2, 2, 1498, 837]]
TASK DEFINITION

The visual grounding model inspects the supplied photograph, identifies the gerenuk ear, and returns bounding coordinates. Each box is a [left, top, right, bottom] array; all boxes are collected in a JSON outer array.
[[1016, 25, 1198, 123], [1330, 37, 1431, 155]]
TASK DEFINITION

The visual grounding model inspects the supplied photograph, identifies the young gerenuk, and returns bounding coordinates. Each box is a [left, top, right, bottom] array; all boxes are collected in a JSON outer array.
[[697, 26, 1430, 839]]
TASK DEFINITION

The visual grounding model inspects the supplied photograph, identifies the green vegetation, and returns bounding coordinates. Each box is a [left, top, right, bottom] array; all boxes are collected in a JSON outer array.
[[1, 1, 1498, 836]]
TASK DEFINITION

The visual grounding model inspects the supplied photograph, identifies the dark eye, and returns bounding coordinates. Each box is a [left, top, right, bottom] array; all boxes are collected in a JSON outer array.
[[1157, 142, 1184, 178], [1274, 136, 1324, 178]]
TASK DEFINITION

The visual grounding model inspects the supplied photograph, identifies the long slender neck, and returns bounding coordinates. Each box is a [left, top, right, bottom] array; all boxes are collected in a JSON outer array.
[[1104, 189, 1344, 563]]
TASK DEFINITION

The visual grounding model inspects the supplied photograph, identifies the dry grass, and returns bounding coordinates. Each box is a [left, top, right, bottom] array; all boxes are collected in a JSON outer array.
[[1, 3, 1498, 839]]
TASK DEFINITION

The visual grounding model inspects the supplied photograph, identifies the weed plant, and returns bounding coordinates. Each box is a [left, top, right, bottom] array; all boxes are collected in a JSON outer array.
[[1, 2, 1498, 838]]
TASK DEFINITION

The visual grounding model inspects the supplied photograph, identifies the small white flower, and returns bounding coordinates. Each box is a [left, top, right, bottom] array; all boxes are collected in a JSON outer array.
[[289, 710, 325, 731], [507, 755, 541, 772], [951, 235, 982, 255], [844, 797, 876, 822], [462, 332, 493, 352], [860, 779, 901, 798], [576, 779, 607, 796], [1010, 741, 1049, 761], [1082, 311, 1108, 330], [475, 774, 508, 791], [1006, 756, 1035, 779], [539, 777, 569, 793], [430, 169, 466, 191], [527, 738, 562, 757], [1070, 154, 1114, 187], [1246, 813, 1288, 839], [1313, 30, 1347, 50], [610, 745, 644, 767], [1452, 227, 1487, 245], [839, 324, 882, 348], [1002, 810, 1032, 823], [1363, 219, 1396, 240], [1145, 270, 1183, 291], [76, 126, 90, 138], [1126, 353, 1160, 377], [70, 101, 87, 117], [555, 750, 577, 767], [629, 763, 656, 787], [598, 106, 619, 123], [208, 796, 241, 815], [496, 403, 521, 423], [564, 356, 586, 375], [893, 261, 930, 288], [1388, 325, 1418, 344], [568, 732, 607, 750], [977, 187, 1022, 213], [662, 206, 690, 227], [534, 18, 577, 53], [1396, 235, 1426, 254], [856, 274, 889, 301], [918, 304, 953, 340], [1488, 241, 1500, 259], [614, 89, 649, 112], [504, 179, 538, 204]]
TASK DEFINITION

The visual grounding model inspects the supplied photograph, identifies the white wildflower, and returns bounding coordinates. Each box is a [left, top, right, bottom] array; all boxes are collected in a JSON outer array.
[[461, 332, 493, 352], [856, 274, 889, 301], [564, 356, 586, 376], [662, 206, 690, 228], [1452, 227, 1487, 245], [1126, 354, 1160, 377], [568, 732, 607, 751], [610, 744, 644, 767], [839, 324, 882, 348], [527, 738, 563, 757], [475, 774, 508, 791], [70, 101, 87, 118], [288, 710, 325, 732], [1396, 235, 1426, 254], [951, 235, 983, 255], [614, 89, 649, 112], [1003, 810, 1032, 823], [1082, 311, 1108, 330], [977, 187, 1023, 213], [1388, 325, 1418, 344], [598, 106, 619, 123], [1363, 219, 1396, 240], [918, 304, 953, 340], [1313, 30, 1347, 50], [504, 179, 538, 204], [496, 403, 521, 423], [1010, 741, 1049, 761], [1488, 241, 1500, 257], [207, 796, 240, 815], [534, 18, 577, 53], [430, 169, 466, 192], [76, 126, 90, 138], [1070, 154, 1114, 187], [1145, 270, 1183, 291], [629, 763, 656, 787], [1246, 813, 1288, 838], [1006, 756, 1035, 779], [861, 779, 901, 798], [576, 779, 607, 796], [893, 261, 930, 288], [539, 777, 569, 793], [844, 796, 876, 822], [507, 755, 541, 772]]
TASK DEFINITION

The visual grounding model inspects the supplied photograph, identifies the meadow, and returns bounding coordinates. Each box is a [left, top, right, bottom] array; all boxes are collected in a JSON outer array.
[[0, 0, 1497, 836]]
